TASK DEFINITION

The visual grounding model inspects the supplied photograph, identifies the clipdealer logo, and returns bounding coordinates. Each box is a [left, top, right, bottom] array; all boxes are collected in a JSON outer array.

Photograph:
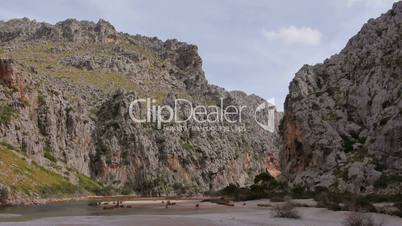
[[128, 98, 275, 132]]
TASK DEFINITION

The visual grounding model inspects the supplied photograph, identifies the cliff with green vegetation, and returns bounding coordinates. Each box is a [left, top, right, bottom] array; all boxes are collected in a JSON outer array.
[[0, 144, 111, 205], [0, 18, 281, 204]]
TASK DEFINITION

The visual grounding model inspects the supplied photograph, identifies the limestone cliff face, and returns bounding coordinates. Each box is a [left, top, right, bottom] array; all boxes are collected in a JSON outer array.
[[92, 90, 280, 195], [282, 2, 402, 194], [0, 18, 280, 196]]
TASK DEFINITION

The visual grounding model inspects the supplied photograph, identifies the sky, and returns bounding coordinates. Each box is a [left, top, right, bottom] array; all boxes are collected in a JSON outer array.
[[0, 0, 397, 110]]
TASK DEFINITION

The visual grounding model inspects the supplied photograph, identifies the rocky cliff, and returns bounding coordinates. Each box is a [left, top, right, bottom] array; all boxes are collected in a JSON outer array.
[[282, 2, 402, 195], [0, 18, 280, 200]]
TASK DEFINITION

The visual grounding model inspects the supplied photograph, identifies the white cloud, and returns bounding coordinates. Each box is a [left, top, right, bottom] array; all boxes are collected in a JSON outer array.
[[345, 0, 394, 8], [262, 26, 322, 46]]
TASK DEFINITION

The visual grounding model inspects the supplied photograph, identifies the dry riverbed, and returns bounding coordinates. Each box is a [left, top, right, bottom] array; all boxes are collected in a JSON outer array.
[[1, 198, 402, 226]]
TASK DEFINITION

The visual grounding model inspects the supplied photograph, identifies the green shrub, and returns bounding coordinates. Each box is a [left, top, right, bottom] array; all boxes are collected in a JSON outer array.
[[38, 183, 77, 196], [336, 169, 349, 180], [254, 172, 282, 190], [216, 172, 287, 201], [120, 186, 133, 195], [0, 142, 15, 151], [77, 174, 115, 196], [240, 187, 269, 201], [0, 105, 17, 125], [44, 146, 57, 162], [78, 174, 105, 194], [313, 192, 395, 212], [37, 94, 46, 105], [342, 136, 355, 153], [374, 174, 402, 189], [95, 186, 114, 196], [221, 184, 241, 196], [364, 193, 402, 203], [181, 142, 193, 151], [254, 172, 275, 184]]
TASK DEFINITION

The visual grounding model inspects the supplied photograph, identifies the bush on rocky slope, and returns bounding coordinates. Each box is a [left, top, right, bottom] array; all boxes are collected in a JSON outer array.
[[0, 105, 16, 125], [215, 172, 286, 201]]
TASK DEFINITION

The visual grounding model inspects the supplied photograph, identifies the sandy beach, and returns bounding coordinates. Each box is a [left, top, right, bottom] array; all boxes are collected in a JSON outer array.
[[1, 199, 402, 226]]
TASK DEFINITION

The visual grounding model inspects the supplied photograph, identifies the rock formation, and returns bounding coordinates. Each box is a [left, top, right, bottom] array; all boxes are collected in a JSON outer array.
[[282, 2, 402, 194], [0, 18, 281, 198]]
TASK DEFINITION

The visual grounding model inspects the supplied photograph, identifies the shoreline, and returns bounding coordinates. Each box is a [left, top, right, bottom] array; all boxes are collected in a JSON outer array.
[[1, 199, 402, 226], [4, 195, 214, 207]]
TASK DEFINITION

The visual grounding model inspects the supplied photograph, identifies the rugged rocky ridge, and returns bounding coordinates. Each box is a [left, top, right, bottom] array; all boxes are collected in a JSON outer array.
[[92, 90, 280, 195], [0, 18, 280, 199], [282, 2, 402, 194]]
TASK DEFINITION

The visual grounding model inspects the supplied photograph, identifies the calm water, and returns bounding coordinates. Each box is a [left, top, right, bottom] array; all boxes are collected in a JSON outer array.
[[0, 201, 238, 222]]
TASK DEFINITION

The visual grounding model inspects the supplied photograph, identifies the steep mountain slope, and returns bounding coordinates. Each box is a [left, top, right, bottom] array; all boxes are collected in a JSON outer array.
[[0, 18, 280, 200], [282, 2, 402, 194]]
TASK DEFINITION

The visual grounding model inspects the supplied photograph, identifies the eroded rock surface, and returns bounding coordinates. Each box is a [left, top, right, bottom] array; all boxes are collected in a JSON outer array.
[[282, 2, 402, 194], [0, 18, 281, 197]]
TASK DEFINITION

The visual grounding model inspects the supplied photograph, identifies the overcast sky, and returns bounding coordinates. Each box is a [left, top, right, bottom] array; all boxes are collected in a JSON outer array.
[[0, 0, 397, 110]]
